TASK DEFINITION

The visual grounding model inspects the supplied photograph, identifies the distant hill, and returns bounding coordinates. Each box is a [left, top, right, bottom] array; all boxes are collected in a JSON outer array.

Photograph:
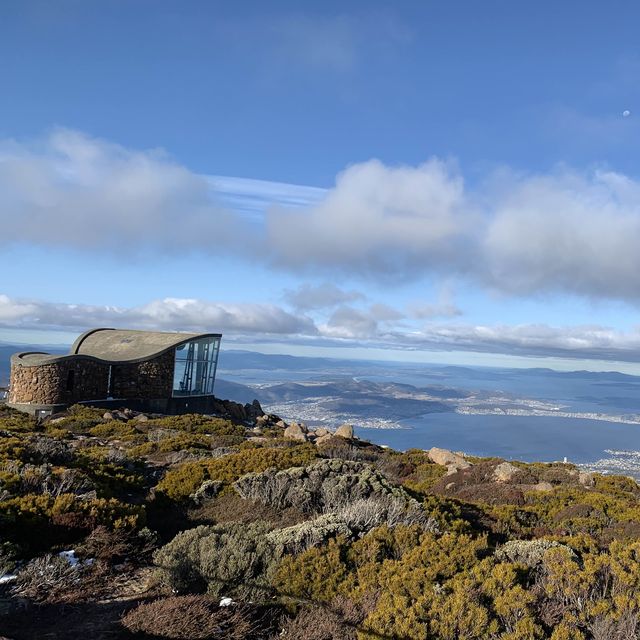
[[217, 349, 357, 372], [213, 378, 262, 404]]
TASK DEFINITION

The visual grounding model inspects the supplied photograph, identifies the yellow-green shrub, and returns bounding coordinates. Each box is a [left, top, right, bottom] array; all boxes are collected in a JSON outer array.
[[156, 444, 317, 501], [129, 433, 212, 458], [0, 492, 144, 550], [89, 421, 141, 440]]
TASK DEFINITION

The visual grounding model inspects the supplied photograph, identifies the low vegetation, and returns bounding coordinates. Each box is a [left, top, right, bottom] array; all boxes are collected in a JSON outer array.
[[2, 402, 640, 639]]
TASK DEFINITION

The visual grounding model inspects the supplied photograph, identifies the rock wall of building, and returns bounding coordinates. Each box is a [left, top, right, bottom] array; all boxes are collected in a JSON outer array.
[[9, 350, 176, 407], [110, 351, 174, 399], [8, 359, 110, 405]]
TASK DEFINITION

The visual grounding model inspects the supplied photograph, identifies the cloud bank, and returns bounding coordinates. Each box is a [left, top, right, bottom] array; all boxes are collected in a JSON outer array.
[[3, 130, 640, 304], [2, 293, 640, 364], [0, 294, 315, 337], [283, 283, 365, 311], [0, 129, 241, 254]]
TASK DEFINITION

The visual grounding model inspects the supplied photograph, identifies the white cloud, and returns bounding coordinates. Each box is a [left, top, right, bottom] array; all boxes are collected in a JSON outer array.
[[320, 303, 404, 339], [396, 322, 640, 362], [4, 130, 640, 305], [0, 129, 244, 254], [322, 306, 380, 339], [267, 161, 640, 303], [0, 294, 315, 336], [266, 158, 474, 278], [3, 293, 640, 363], [0, 295, 38, 322], [283, 283, 365, 311], [484, 168, 640, 299]]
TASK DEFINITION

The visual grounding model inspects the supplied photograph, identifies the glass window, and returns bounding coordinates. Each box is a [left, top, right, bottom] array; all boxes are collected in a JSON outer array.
[[172, 337, 220, 397]]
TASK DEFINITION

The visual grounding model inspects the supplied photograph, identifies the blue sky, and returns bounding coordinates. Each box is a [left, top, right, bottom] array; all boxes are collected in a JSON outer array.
[[1, 1, 640, 372]]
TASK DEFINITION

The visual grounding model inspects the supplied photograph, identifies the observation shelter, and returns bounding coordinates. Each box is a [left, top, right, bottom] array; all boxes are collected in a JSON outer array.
[[7, 328, 222, 417]]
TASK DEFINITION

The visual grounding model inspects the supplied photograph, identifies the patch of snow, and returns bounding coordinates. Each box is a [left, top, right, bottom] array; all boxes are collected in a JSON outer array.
[[219, 596, 234, 607], [58, 550, 79, 566]]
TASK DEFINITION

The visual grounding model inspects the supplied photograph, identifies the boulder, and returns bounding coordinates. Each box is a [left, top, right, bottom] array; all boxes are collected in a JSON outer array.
[[134, 414, 149, 422], [493, 461, 519, 483], [102, 412, 114, 421], [315, 434, 334, 446], [578, 471, 594, 487], [532, 481, 553, 492], [335, 424, 354, 439], [245, 399, 264, 420], [315, 427, 330, 437], [284, 423, 308, 441], [427, 447, 470, 469]]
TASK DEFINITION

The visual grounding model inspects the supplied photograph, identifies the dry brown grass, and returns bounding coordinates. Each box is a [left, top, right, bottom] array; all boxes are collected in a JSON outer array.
[[121, 595, 271, 639]]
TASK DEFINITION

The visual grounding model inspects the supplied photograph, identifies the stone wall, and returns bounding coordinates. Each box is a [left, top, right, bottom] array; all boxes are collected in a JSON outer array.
[[110, 351, 174, 399], [8, 358, 110, 405], [9, 351, 175, 406]]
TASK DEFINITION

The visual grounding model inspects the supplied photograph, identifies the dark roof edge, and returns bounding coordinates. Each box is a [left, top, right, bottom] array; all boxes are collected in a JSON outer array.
[[12, 331, 222, 368], [11, 351, 111, 367]]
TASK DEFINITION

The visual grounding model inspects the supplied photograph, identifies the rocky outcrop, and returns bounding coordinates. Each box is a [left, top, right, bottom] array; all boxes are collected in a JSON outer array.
[[334, 424, 354, 439], [284, 423, 308, 441], [207, 398, 265, 424], [493, 461, 519, 482], [578, 471, 594, 487], [427, 447, 471, 474]]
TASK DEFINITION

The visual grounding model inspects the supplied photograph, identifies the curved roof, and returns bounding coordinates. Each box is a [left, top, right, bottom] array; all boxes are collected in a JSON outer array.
[[11, 328, 221, 367], [72, 328, 221, 362]]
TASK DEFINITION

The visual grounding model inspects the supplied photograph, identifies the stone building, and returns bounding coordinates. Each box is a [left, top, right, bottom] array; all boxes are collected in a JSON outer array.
[[7, 328, 222, 416]]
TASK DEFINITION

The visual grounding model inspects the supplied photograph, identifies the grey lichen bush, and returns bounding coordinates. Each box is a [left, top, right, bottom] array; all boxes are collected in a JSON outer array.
[[317, 439, 379, 462], [266, 514, 352, 555], [495, 539, 577, 568], [154, 521, 281, 600], [2, 462, 95, 498], [267, 496, 439, 555], [190, 479, 223, 505], [334, 495, 439, 535], [13, 553, 80, 602], [25, 435, 73, 465], [233, 458, 411, 514]]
